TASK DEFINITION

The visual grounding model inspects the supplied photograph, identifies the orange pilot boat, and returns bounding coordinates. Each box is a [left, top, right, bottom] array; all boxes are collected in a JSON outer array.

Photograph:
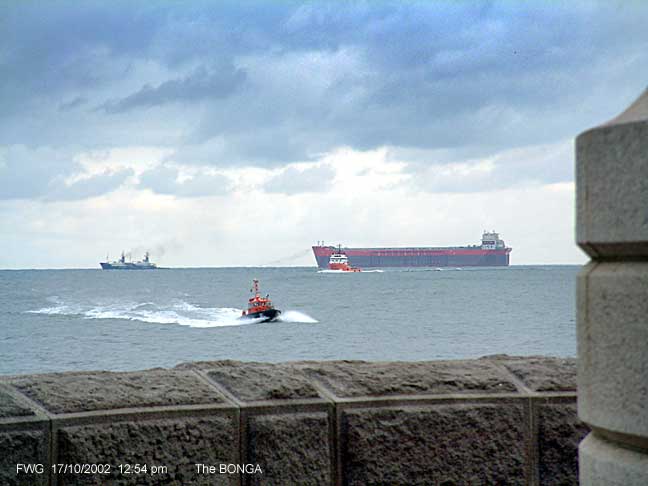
[[328, 245, 362, 272], [240, 279, 282, 322]]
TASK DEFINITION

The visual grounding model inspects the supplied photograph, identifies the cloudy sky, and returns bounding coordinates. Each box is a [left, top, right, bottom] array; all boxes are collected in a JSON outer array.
[[1, 1, 647, 268]]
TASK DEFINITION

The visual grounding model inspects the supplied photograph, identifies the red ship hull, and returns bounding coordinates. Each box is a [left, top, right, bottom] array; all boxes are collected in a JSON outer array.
[[312, 246, 511, 268]]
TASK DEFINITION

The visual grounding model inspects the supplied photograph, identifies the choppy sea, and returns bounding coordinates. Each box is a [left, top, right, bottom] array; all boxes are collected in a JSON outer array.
[[0, 266, 578, 375]]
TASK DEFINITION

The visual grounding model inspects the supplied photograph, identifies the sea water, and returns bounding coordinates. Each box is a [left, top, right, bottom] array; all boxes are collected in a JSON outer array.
[[0, 266, 577, 375]]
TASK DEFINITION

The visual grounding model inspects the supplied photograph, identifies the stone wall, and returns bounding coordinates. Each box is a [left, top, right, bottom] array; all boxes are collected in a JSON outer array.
[[0, 356, 583, 485]]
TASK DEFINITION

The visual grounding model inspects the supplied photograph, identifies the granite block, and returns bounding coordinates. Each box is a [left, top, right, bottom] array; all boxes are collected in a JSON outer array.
[[0, 429, 48, 486], [580, 433, 648, 486], [578, 262, 648, 437], [245, 412, 330, 486], [56, 416, 236, 486], [0, 388, 35, 418], [11, 369, 224, 413], [576, 88, 648, 257], [496, 357, 577, 392], [537, 403, 589, 485], [300, 360, 517, 398], [341, 403, 527, 486], [198, 362, 321, 402]]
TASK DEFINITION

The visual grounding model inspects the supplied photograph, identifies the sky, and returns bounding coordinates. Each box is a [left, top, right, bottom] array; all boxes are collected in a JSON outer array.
[[1, 1, 647, 268]]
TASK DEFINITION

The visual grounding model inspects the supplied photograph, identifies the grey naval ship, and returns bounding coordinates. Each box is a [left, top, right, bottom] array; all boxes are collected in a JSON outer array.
[[100, 251, 158, 270]]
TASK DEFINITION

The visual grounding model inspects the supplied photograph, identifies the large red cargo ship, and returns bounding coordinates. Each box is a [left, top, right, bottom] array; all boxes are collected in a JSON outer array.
[[312, 232, 511, 268]]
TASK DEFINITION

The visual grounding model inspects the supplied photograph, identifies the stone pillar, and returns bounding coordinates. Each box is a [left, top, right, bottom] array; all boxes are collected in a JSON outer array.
[[576, 87, 648, 484]]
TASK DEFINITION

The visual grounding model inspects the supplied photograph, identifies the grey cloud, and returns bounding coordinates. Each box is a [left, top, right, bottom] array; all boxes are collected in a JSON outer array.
[[1, 0, 648, 195], [0, 145, 132, 201], [58, 96, 88, 112], [184, 2, 648, 167], [263, 165, 335, 195], [138, 165, 230, 197], [172, 127, 323, 168], [45, 169, 134, 201], [406, 140, 574, 193], [0, 2, 162, 117], [0, 145, 75, 200], [101, 67, 246, 113], [138, 166, 179, 194]]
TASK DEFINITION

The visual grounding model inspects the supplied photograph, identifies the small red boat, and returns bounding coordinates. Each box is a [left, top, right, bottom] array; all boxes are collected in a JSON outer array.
[[240, 279, 281, 322], [328, 245, 361, 272]]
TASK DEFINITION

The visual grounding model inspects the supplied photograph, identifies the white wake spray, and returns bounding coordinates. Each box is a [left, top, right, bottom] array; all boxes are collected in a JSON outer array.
[[278, 310, 318, 323], [29, 299, 317, 328]]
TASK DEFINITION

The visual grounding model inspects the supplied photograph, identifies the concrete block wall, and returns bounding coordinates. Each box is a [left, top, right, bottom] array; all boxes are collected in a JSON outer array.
[[576, 87, 648, 484], [0, 356, 584, 485]]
